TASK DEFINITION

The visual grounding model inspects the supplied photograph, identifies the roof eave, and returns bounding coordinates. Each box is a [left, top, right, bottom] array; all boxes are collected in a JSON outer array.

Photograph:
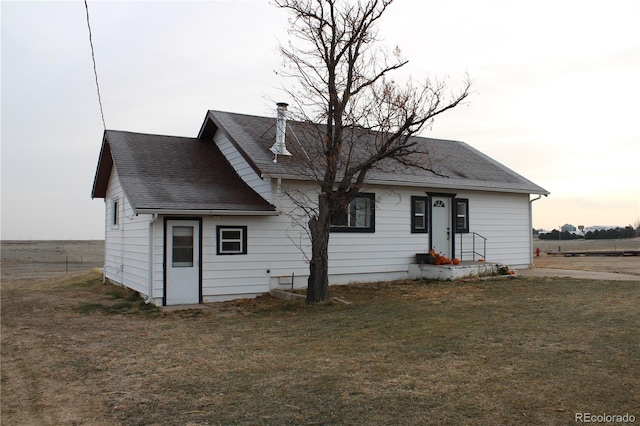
[[364, 178, 550, 195], [134, 208, 279, 216], [263, 173, 549, 195], [90, 132, 112, 199]]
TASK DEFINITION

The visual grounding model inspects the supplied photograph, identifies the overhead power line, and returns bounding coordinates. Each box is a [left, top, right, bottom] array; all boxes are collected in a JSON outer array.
[[84, 0, 107, 130]]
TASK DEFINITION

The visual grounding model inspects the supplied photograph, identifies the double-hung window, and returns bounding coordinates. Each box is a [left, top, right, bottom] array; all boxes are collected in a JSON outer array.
[[217, 226, 247, 255], [454, 198, 469, 233], [411, 196, 429, 233], [331, 193, 375, 233]]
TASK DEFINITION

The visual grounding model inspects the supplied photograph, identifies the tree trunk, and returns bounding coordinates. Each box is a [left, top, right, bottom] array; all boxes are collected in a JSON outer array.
[[306, 194, 331, 303]]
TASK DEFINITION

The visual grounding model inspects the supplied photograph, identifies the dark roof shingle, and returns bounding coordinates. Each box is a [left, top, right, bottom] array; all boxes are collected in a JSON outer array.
[[91, 130, 276, 213], [92, 108, 548, 213], [204, 110, 549, 195]]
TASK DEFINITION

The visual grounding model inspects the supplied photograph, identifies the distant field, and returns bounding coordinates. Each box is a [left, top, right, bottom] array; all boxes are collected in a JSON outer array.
[[1, 240, 104, 280], [534, 236, 640, 254], [533, 237, 640, 276]]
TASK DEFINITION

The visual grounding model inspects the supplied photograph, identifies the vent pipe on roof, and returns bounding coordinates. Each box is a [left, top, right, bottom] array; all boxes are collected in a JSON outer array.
[[270, 102, 291, 159]]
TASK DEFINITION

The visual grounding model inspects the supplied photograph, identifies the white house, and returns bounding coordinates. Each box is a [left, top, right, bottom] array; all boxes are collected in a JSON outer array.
[[91, 105, 549, 305]]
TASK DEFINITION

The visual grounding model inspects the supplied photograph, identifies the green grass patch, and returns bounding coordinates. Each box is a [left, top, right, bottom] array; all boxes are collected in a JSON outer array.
[[75, 301, 138, 315], [66, 272, 160, 315]]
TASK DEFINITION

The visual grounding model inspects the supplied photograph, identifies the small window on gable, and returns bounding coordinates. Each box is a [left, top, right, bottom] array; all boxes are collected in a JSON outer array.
[[217, 226, 247, 255], [411, 196, 429, 233], [455, 198, 469, 233], [331, 193, 375, 233], [111, 198, 119, 227]]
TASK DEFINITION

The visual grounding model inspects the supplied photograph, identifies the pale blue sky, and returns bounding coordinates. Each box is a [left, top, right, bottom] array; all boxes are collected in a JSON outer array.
[[1, 0, 638, 239]]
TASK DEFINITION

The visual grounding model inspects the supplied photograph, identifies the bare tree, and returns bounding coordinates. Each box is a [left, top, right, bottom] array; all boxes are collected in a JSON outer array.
[[275, 0, 471, 303]]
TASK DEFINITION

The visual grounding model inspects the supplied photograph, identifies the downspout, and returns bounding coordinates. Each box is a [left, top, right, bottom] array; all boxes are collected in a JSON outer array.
[[145, 213, 158, 304], [103, 199, 107, 284], [276, 178, 283, 212], [120, 205, 125, 280], [529, 195, 543, 266]]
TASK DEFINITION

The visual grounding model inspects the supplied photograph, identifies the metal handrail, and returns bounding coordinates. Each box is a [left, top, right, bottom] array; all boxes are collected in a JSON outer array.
[[459, 232, 487, 261]]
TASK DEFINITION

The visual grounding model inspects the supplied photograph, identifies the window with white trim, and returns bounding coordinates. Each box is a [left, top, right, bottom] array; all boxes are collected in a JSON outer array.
[[217, 226, 247, 255], [331, 193, 375, 233]]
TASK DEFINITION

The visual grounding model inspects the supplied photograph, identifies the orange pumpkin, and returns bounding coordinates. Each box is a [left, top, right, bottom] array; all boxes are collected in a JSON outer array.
[[452, 258, 460, 265]]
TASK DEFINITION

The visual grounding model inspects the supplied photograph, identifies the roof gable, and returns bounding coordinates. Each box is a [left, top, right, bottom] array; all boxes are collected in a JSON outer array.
[[91, 133, 113, 199], [91, 130, 276, 214]]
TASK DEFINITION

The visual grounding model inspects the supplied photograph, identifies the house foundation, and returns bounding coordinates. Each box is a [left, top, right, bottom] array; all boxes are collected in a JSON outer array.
[[408, 261, 502, 281]]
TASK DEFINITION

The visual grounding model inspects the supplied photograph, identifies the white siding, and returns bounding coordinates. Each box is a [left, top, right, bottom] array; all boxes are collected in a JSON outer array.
[[104, 167, 153, 296], [193, 182, 533, 300], [105, 169, 533, 303], [327, 185, 429, 282], [454, 191, 531, 267], [193, 182, 434, 297], [200, 211, 310, 300], [150, 209, 311, 303], [213, 131, 273, 203]]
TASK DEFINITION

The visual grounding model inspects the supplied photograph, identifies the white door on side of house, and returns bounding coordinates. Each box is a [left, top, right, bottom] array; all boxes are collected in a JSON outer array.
[[166, 220, 200, 305], [430, 196, 452, 258]]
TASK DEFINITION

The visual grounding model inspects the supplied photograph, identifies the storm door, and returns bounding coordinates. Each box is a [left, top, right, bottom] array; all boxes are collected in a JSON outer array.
[[165, 219, 201, 305]]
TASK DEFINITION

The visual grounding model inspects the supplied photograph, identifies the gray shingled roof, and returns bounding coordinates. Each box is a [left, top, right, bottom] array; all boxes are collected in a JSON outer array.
[[91, 130, 276, 214], [92, 109, 548, 213], [202, 110, 549, 195]]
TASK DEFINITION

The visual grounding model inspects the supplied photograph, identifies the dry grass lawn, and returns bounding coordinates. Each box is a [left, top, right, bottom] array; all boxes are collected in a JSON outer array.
[[2, 270, 639, 425]]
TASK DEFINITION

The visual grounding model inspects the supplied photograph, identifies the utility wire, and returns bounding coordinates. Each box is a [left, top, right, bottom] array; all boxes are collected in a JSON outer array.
[[84, 0, 107, 130]]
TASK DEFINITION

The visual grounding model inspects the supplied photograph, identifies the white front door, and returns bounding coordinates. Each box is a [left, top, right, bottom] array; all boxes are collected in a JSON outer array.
[[430, 196, 452, 258], [166, 220, 200, 305]]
